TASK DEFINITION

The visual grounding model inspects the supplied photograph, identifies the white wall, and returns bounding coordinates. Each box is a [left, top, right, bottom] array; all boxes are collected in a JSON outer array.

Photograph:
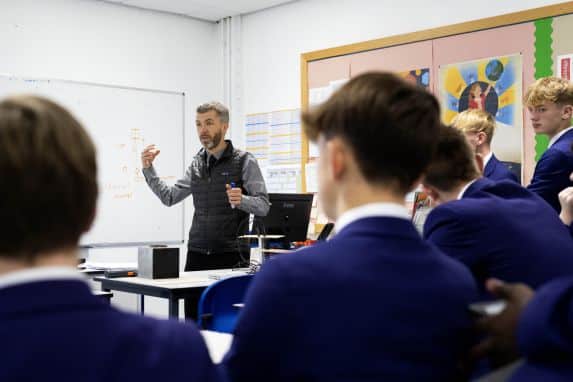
[[240, 0, 568, 114], [0, 0, 220, 318]]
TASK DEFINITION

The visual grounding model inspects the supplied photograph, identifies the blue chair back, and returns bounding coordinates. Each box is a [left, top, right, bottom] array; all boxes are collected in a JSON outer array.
[[197, 274, 253, 333]]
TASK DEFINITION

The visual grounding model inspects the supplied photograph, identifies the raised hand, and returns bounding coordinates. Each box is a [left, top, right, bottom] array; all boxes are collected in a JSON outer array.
[[141, 144, 160, 169]]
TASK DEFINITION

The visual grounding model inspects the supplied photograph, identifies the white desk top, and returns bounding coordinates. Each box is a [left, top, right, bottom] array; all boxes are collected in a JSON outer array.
[[100, 269, 250, 289], [238, 234, 285, 239], [201, 330, 233, 363]]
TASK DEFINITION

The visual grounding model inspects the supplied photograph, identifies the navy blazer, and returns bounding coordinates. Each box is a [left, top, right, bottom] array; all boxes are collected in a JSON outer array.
[[527, 128, 573, 211], [424, 178, 573, 297], [0, 280, 219, 381], [509, 277, 573, 381], [222, 217, 478, 381], [484, 153, 518, 183]]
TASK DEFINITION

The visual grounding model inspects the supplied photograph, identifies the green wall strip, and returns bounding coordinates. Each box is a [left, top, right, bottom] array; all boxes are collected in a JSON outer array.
[[533, 18, 553, 161]]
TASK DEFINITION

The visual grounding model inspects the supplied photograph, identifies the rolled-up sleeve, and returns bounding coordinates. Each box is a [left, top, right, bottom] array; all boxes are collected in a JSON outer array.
[[142, 165, 193, 207], [238, 154, 270, 217]]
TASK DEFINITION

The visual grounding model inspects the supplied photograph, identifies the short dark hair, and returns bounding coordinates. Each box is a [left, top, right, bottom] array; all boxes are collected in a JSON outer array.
[[302, 72, 441, 194], [0, 96, 97, 260], [423, 125, 481, 192]]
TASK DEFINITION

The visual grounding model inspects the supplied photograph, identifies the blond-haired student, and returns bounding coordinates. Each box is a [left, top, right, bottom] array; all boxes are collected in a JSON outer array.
[[452, 109, 518, 183], [525, 77, 573, 211]]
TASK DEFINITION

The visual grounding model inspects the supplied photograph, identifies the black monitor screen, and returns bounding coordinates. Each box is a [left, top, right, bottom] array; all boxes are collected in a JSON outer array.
[[262, 193, 314, 243]]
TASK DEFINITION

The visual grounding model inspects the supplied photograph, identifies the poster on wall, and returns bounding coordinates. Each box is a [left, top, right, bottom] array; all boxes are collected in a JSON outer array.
[[399, 68, 430, 90], [556, 54, 573, 80], [439, 54, 523, 165]]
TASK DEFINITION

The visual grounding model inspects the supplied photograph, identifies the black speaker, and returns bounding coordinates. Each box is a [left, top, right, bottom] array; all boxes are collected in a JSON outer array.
[[138, 246, 179, 279]]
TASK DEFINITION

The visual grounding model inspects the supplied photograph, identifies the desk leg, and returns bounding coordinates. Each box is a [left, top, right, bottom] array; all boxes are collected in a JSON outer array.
[[139, 294, 145, 315], [169, 299, 179, 319]]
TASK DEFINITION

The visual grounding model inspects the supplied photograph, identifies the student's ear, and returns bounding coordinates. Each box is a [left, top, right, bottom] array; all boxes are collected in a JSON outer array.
[[475, 153, 484, 174], [327, 138, 347, 181], [562, 104, 573, 120], [476, 131, 487, 146]]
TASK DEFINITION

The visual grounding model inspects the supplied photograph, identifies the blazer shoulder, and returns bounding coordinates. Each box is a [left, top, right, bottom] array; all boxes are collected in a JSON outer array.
[[424, 202, 467, 233], [106, 313, 216, 379]]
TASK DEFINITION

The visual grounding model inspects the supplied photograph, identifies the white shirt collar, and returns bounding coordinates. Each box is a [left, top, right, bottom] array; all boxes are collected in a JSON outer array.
[[0, 266, 85, 290], [482, 151, 493, 168], [335, 202, 410, 234], [457, 179, 478, 200], [548, 126, 573, 148]]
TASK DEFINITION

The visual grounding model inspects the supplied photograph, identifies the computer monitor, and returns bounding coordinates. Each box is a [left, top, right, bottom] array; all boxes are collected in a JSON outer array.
[[261, 193, 314, 244]]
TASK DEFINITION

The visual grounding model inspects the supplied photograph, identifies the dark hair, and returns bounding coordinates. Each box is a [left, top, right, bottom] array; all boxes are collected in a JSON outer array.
[[423, 125, 481, 191], [302, 72, 441, 193], [0, 96, 97, 260]]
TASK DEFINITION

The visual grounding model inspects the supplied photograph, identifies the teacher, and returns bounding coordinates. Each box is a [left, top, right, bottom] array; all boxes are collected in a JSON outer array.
[[141, 101, 269, 273]]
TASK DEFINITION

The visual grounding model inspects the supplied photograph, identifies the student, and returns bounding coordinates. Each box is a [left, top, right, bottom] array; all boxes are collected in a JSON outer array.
[[422, 125, 573, 298], [526, 77, 573, 211], [474, 278, 573, 381], [452, 109, 518, 183], [0, 96, 219, 381], [222, 72, 478, 381]]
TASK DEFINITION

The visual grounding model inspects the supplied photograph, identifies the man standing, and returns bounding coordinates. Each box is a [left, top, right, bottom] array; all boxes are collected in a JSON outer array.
[[452, 109, 518, 183], [526, 77, 573, 211], [142, 102, 269, 272]]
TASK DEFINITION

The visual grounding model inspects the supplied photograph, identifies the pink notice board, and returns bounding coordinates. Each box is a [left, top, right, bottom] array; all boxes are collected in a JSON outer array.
[[350, 40, 433, 90], [306, 23, 535, 185], [308, 55, 351, 89]]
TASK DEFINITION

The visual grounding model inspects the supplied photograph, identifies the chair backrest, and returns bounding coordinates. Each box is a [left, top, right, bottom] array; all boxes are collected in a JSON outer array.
[[197, 274, 254, 333]]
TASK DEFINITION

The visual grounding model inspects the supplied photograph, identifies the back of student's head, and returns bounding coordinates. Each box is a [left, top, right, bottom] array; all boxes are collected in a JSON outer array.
[[452, 109, 496, 145], [423, 125, 481, 192], [524, 76, 573, 107], [0, 96, 97, 260], [302, 71, 441, 194]]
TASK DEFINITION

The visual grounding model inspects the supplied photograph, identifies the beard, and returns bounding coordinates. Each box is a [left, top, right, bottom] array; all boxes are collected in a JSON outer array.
[[202, 130, 223, 150]]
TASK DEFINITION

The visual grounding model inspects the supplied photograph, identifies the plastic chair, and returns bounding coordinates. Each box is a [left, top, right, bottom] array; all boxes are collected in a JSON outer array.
[[197, 274, 254, 333]]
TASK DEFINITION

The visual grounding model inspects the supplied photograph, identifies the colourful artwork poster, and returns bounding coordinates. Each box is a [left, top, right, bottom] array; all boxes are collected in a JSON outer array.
[[439, 55, 523, 164], [399, 68, 430, 90]]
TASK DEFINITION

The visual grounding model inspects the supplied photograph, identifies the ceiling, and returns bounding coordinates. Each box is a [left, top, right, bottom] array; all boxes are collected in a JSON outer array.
[[101, 0, 297, 21]]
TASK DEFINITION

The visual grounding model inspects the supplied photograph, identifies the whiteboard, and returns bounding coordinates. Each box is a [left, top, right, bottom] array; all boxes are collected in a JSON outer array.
[[0, 75, 185, 246]]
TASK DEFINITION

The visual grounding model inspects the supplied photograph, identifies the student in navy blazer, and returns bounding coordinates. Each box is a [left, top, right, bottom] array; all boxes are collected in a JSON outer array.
[[474, 278, 573, 381], [222, 73, 479, 381], [484, 153, 519, 183], [422, 126, 573, 298], [452, 109, 518, 183], [525, 77, 573, 211], [0, 96, 219, 382]]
